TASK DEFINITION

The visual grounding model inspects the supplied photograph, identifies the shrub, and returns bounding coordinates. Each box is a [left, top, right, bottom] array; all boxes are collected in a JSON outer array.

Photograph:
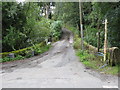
[[73, 35, 81, 49], [0, 42, 51, 62], [50, 21, 63, 40], [31, 18, 53, 43], [0, 43, 51, 62], [76, 50, 95, 62], [0, 43, 43, 58], [65, 25, 79, 35]]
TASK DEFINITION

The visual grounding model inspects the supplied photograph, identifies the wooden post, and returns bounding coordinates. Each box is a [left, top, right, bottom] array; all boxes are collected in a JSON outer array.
[[97, 31, 100, 52], [79, 0, 84, 50], [104, 19, 108, 62], [97, 20, 100, 52]]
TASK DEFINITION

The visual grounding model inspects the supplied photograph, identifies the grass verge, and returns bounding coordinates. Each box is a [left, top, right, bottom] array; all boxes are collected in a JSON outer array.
[[65, 25, 119, 75], [0, 44, 51, 63], [76, 49, 118, 75]]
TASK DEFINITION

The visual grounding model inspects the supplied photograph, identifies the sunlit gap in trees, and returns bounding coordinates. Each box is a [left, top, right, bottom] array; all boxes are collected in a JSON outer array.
[[16, 0, 25, 3]]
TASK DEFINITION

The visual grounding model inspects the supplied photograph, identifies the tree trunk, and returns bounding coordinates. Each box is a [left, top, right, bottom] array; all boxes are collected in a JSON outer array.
[[77, 23, 81, 37], [79, 0, 84, 50]]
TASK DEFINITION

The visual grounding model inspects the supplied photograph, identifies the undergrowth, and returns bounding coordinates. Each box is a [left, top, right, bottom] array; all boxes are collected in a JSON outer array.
[[67, 25, 119, 75], [0, 45, 51, 63], [0, 55, 25, 63], [76, 49, 118, 75]]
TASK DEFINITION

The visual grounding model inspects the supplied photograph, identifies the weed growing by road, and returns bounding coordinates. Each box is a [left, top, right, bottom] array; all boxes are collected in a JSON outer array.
[[0, 55, 25, 63], [1, 45, 51, 63], [76, 50, 118, 75], [76, 50, 98, 69]]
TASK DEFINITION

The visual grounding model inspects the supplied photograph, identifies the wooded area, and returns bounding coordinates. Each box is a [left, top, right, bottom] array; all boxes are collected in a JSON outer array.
[[1, 2, 120, 88], [1, 2, 120, 66], [55, 2, 120, 48]]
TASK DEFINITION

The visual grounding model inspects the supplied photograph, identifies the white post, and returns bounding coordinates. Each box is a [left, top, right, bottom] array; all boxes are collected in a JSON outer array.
[[104, 19, 108, 62]]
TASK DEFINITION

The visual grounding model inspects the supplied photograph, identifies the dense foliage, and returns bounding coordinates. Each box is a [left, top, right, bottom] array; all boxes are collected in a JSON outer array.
[[1, 2, 120, 64], [54, 2, 120, 48], [2, 2, 62, 52], [2, 2, 40, 52]]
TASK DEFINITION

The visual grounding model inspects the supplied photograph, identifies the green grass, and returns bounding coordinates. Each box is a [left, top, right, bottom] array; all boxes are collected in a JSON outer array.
[[0, 55, 25, 63], [65, 25, 118, 75], [0, 44, 51, 63], [83, 61, 98, 69], [72, 30, 118, 75], [40, 45, 51, 53], [76, 50, 100, 69], [76, 50, 118, 75], [100, 65, 118, 75]]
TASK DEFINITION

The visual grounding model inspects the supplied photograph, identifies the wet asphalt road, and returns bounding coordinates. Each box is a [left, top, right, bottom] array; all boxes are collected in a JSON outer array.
[[0, 28, 118, 88]]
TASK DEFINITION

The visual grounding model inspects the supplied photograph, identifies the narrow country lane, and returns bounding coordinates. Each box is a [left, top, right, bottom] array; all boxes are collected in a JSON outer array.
[[1, 28, 118, 88]]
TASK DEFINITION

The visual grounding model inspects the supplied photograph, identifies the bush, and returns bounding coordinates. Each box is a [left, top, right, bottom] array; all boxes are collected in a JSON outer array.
[[73, 35, 81, 49], [1, 42, 44, 58], [65, 25, 79, 35], [50, 21, 63, 40], [76, 50, 95, 62], [0, 43, 51, 62], [31, 18, 53, 43]]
